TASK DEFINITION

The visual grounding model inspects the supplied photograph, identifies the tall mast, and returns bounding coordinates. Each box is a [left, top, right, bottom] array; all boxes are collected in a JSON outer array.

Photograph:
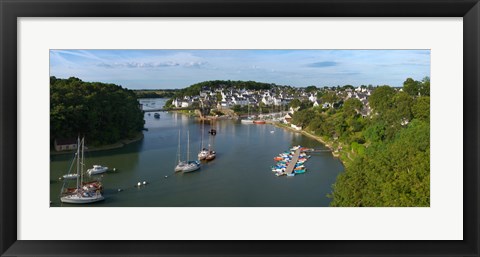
[[76, 137, 80, 190], [201, 120, 204, 149], [80, 137, 84, 186], [187, 130, 190, 161], [177, 130, 181, 163]]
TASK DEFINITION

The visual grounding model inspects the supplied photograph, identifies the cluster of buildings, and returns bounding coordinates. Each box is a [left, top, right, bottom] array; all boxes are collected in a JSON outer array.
[[170, 84, 374, 118], [171, 86, 295, 109]]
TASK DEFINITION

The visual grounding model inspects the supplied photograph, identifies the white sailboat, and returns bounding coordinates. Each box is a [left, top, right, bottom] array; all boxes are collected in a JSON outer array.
[[182, 131, 201, 173], [175, 131, 187, 172], [198, 121, 208, 160], [241, 102, 254, 124], [60, 137, 104, 204]]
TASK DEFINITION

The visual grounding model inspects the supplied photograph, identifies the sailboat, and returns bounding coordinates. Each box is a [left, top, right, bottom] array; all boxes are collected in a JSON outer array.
[[205, 144, 216, 161], [241, 102, 254, 124], [174, 131, 200, 173], [174, 131, 187, 172], [198, 120, 208, 160], [182, 131, 201, 173], [254, 104, 266, 124], [60, 137, 104, 204]]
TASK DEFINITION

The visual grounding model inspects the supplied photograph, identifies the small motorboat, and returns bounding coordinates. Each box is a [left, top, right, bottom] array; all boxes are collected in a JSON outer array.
[[294, 169, 307, 174], [154, 113, 160, 118], [87, 165, 109, 175]]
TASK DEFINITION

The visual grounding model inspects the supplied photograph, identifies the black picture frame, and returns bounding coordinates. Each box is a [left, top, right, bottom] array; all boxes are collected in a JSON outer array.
[[1, 0, 479, 256]]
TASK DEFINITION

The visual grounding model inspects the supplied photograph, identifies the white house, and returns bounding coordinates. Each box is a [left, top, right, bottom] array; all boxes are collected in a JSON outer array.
[[181, 101, 191, 108], [262, 95, 273, 106], [232, 96, 248, 106], [289, 106, 300, 114]]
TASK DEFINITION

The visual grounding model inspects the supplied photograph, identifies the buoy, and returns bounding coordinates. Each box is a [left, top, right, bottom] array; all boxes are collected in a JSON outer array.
[[143, 181, 147, 185], [137, 182, 141, 187], [118, 188, 122, 192], [164, 175, 168, 178]]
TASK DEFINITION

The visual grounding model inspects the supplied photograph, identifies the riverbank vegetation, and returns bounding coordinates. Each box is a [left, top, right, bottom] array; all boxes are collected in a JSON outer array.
[[50, 77, 145, 147], [291, 77, 430, 207]]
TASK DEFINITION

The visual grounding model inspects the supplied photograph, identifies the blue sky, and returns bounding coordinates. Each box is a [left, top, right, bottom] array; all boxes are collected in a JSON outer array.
[[50, 49, 430, 89]]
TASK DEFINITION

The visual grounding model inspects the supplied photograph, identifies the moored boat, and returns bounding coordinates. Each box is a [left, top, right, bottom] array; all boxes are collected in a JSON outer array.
[[181, 131, 201, 173], [198, 148, 209, 160], [62, 173, 78, 180], [182, 160, 201, 173], [87, 165, 108, 175], [240, 118, 254, 124], [60, 137, 105, 204], [205, 150, 216, 161]]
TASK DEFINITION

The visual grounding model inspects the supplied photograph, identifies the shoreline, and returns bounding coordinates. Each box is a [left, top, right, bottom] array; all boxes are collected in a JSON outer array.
[[270, 122, 348, 166], [271, 122, 333, 149], [50, 132, 144, 156]]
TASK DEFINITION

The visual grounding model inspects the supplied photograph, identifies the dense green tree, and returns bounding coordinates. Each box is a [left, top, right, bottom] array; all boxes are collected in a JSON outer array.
[[403, 78, 421, 96], [419, 76, 430, 96], [289, 98, 301, 108], [291, 109, 316, 127], [305, 85, 318, 93], [330, 120, 430, 207], [343, 98, 363, 117], [321, 91, 339, 106], [50, 77, 144, 146], [412, 96, 430, 121], [369, 86, 396, 114]]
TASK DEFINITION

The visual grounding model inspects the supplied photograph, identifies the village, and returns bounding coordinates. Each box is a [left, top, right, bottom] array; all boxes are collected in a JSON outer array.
[[168, 84, 377, 126]]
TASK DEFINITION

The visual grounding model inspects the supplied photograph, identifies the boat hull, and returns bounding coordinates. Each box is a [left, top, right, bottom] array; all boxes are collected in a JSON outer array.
[[182, 161, 201, 173], [182, 165, 200, 173], [60, 194, 104, 204], [87, 166, 108, 175], [62, 174, 78, 180]]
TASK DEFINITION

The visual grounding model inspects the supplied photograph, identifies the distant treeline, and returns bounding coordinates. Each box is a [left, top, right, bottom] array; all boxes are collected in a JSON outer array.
[[174, 80, 281, 98], [50, 77, 144, 146], [134, 89, 178, 99]]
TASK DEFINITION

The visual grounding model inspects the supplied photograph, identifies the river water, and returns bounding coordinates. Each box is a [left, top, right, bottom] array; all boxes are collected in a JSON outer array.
[[50, 98, 344, 207]]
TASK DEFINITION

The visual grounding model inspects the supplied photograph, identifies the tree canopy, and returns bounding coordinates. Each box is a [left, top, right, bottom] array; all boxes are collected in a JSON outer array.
[[290, 77, 430, 206], [50, 77, 144, 146]]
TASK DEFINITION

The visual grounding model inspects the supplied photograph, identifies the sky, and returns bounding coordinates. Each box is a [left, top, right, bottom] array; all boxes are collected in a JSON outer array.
[[50, 49, 430, 89]]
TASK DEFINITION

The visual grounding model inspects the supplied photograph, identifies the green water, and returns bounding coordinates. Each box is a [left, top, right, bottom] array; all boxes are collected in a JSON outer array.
[[50, 99, 344, 207]]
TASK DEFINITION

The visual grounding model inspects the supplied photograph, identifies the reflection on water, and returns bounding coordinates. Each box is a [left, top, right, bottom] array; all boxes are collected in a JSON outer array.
[[50, 99, 344, 207]]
